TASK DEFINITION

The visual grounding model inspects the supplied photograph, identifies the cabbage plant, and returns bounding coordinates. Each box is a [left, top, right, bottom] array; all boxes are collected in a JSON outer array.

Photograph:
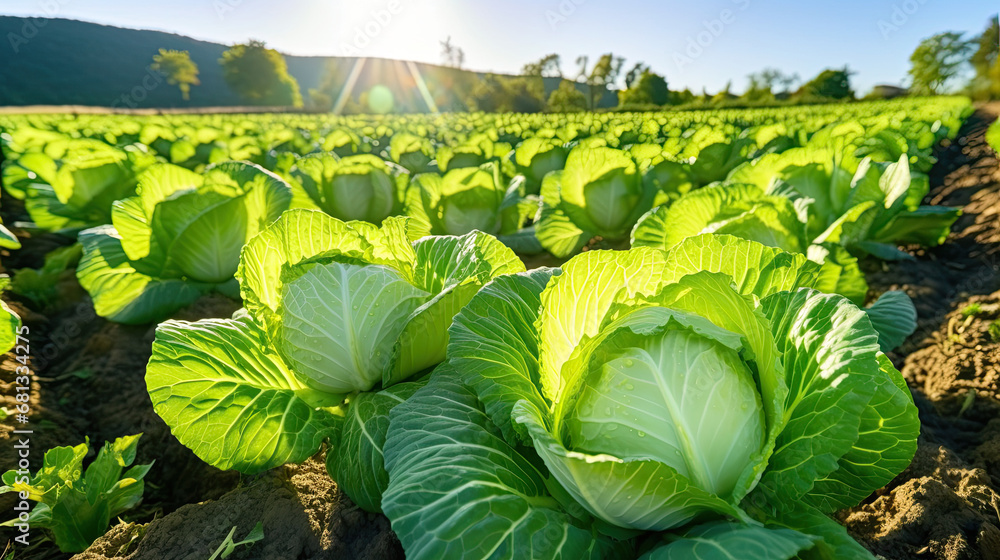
[[507, 137, 569, 194], [631, 182, 876, 328], [382, 235, 919, 560], [0, 203, 20, 353], [436, 134, 511, 172], [289, 153, 407, 224], [407, 162, 542, 253], [628, 143, 695, 207], [1, 138, 154, 232], [388, 133, 435, 174], [0, 434, 150, 553], [534, 146, 657, 258], [145, 210, 524, 513], [76, 161, 292, 324], [729, 153, 959, 259]]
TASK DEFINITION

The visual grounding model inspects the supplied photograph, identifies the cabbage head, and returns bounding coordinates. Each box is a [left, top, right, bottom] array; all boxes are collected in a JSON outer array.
[[382, 234, 919, 560], [145, 210, 524, 513]]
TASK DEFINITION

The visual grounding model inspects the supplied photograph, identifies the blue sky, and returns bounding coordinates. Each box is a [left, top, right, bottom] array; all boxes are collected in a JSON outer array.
[[2, 0, 995, 94]]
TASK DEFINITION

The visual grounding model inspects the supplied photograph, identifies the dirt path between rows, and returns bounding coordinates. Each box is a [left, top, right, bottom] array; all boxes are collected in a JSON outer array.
[[842, 103, 1000, 560]]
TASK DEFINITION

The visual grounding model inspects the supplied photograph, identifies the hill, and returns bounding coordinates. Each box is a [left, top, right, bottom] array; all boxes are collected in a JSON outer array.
[[0, 17, 616, 111]]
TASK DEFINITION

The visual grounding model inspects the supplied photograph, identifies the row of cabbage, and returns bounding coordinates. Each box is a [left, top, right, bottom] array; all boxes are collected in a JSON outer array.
[[0, 98, 971, 330], [0, 98, 973, 558]]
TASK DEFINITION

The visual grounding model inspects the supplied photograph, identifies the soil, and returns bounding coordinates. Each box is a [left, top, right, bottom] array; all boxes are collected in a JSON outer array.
[[2, 104, 1000, 560], [74, 456, 401, 560], [840, 103, 1000, 560]]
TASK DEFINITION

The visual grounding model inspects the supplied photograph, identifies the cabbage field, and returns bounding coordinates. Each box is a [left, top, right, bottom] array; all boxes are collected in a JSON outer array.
[[1, 96, 999, 560]]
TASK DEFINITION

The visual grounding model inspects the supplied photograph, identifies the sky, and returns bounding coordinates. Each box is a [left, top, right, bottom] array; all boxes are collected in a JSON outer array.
[[1, 0, 996, 94]]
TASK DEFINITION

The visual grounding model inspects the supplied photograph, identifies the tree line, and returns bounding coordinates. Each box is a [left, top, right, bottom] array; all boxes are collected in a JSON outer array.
[[149, 14, 1000, 112]]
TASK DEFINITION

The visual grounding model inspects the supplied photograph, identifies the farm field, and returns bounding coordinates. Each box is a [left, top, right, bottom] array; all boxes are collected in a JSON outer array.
[[0, 96, 998, 560]]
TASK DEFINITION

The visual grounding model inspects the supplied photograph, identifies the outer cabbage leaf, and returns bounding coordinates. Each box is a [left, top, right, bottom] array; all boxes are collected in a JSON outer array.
[[146, 317, 343, 473], [383, 372, 621, 560], [750, 289, 918, 515], [639, 521, 822, 560], [77, 226, 211, 324], [328, 380, 426, 513]]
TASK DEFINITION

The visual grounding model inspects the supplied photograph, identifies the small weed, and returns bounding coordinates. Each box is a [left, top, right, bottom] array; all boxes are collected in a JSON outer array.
[[988, 319, 1000, 343], [960, 303, 982, 319]]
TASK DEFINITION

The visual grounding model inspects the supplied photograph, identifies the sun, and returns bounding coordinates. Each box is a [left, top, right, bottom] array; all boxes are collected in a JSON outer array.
[[316, 0, 450, 61]]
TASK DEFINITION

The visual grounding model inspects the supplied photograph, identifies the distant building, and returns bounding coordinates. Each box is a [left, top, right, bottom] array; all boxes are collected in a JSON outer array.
[[866, 85, 908, 99]]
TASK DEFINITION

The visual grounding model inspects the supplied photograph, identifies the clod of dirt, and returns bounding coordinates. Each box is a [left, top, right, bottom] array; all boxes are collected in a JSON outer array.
[[72, 457, 403, 560], [841, 442, 1000, 560]]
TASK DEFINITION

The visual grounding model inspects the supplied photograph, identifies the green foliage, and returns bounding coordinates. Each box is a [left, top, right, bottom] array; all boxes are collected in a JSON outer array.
[[0, 139, 153, 232], [798, 67, 855, 100], [151, 49, 200, 101], [289, 153, 407, 223], [961, 302, 983, 318], [908, 32, 974, 95], [219, 40, 303, 107], [407, 162, 540, 253], [208, 522, 264, 560], [0, 435, 152, 553], [382, 235, 919, 559], [728, 151, 960, 258], [986, 119, 1000, 155], [76, 161, 292, 323], [535, 145, 657, 257], [146, 210, 523, 512], [585, 53, 625, 109], [388, 133, 435, 174], [988, 319, 1000, 342], [0, 277, 21, 355], [10, 244, 82, 308], [968, 16, 1000, 99], [619, 70, 669, 107], [467, 74, 546, 113], [521, 54, 562, 78], [546, 79, 589, 113], [746, 67, 800, 100]]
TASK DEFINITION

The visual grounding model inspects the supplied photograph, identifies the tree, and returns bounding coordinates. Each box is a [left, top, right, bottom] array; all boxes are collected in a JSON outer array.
[[624, 62, 649, 89], [618, 70, 669, 107], [669, 88, 696, 106], [219, 40, 303, 107], [151, 49, 200, 101], [797, 67, 855, 100], [908, 32, 973, 95], [745, 67, 799, 100], [522, 54, 562, 78], [467, 74, 545, 113], [441, 37, 465, 69], [711, 81, 737, 104], [574, 55, 589, 81], [586, 53, 625, 109], [969, 16, 1000, 99], [547, 79, 588, 112]]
